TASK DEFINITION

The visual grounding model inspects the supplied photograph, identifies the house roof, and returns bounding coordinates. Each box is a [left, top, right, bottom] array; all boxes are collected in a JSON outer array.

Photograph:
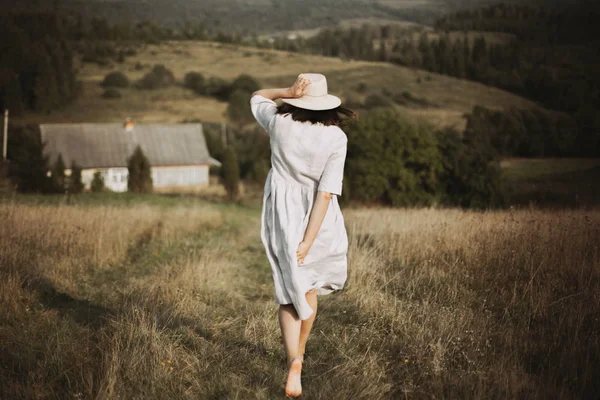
[[40, 123, 221, 169]]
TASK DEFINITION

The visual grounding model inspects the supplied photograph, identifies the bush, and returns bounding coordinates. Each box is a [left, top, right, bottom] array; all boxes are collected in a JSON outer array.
[[102, 88, 122, 99], [50, 153, 66, 194], [204, 77, 231, 101], [227, 89, 253, 125], [230, 74, 260, 95], [136, 64, 175, 90], [127, 145, 153, 193], [7, 124, 50, 193], [101, 71, 129, 88], [464, 105, 580, 157], [91, 171, 105, 193], [184, 71, 205, 94], [364, 93, 393, 110], [437, 127, 506, 209], [345, 109, 442, 206], [69, 161, 84, 194], [221, 147, 240, 201]]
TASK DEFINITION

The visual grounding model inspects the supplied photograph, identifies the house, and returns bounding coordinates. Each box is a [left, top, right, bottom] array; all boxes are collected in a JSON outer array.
[[40, 120, 221, 192]]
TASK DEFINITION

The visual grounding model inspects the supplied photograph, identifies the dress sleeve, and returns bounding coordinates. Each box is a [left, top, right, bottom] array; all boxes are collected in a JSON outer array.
[[250, 94, 278, 133], [317, 134, 348, 196]]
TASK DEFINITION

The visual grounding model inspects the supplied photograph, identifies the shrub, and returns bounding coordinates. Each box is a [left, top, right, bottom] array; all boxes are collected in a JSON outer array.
[[227, 89, 253, 125], [184, 71, 205, 94], [437, 127, 506, 209], [221, 147, 240, 201], [345, 109, 442, 206], [136, 64, 175, 90], [50, 153, 66, 194], [204, 77, 231, 101], [101, 72, 129, 88], [230, 74, 260, 95], [127, 145, 153, 193], [102, 88, 122, 99], [464, 105, 579, 157], [91, 171, 105, 193], [7, 124, 50, 193], [69, 161, 84, 194]]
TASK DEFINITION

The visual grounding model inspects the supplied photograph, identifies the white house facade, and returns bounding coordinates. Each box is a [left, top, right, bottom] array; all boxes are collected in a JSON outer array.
[[40, 122, 221, 192]]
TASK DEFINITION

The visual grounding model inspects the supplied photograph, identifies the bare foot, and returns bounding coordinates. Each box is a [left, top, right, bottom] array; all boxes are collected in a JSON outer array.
[[285, 357, 302, 398]]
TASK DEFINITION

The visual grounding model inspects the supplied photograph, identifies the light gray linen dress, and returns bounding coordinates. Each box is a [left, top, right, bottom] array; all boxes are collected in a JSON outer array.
[[250, 94, 349, 321]]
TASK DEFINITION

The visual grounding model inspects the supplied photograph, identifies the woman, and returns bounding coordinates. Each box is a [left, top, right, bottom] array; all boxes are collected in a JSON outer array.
[[250, 73, 356, 398]]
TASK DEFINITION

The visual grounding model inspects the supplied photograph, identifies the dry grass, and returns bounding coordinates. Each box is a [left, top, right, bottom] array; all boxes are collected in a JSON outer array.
[[1, 198, 598, 399], [15, 41, 541, 130]]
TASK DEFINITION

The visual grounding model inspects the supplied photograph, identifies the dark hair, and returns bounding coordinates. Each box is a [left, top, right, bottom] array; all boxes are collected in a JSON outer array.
[[276, 103, 358, 127]]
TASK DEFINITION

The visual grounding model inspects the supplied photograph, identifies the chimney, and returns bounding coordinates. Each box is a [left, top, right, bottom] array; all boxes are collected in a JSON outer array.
[[124, 117, 134, 132]]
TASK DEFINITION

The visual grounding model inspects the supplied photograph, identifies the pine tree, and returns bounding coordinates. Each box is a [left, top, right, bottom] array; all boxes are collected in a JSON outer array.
[[33, 44, 60, 113], [127, 145, 153, 193], [2, 75, 25, 116], [221, 146, 240, 201], [50, 153, 66, 193], [91, 171, 105, 192], [69, 161, 84, 193], [227, 89, 253, 126]]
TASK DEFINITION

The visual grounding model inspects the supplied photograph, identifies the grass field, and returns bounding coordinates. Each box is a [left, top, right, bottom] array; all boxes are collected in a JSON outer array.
[[14, 41, 542, 131], [501, 158, 600, 207], [1, 194, 598, 398]]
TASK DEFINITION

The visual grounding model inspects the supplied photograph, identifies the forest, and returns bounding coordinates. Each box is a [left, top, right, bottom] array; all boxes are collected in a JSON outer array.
[[264, 4, 600, 156]]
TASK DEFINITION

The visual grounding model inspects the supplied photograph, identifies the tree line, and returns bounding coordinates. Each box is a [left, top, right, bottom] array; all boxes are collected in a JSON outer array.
[[261, 4, 599, 156], [0, 12, 78, 116]]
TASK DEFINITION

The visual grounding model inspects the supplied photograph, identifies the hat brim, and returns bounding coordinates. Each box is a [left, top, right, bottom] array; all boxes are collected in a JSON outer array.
[[281, 94, 342, 111]]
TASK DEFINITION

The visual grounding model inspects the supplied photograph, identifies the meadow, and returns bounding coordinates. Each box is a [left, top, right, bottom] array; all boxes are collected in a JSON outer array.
[[1, 194, 598, 399]]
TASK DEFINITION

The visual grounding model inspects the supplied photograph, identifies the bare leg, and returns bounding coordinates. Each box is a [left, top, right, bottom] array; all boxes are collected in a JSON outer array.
[[298, 289, 318, 360], [279, 304, 303, 397], [278, 304, 302, 364]]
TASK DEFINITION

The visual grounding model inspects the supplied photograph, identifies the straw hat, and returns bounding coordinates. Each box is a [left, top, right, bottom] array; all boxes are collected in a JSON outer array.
[[281, 73, 342, 111]]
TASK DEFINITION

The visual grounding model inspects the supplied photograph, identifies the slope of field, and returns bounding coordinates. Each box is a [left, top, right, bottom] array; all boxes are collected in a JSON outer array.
[[1, 195, 598, 398], [502, 158, 600, 206], [16, 41, 542, 130]]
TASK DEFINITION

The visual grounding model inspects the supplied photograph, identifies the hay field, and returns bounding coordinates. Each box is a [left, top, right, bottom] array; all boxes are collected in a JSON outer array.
[[16, 41, 541, 130], [1, 196, 598, 398]]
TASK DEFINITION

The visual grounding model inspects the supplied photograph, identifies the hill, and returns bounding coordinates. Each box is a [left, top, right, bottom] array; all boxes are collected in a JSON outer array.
[[11, 0, 558, 34], [14, 40, 544, 131]]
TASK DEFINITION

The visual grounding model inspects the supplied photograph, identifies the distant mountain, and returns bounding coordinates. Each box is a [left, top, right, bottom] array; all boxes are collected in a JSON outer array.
[[10, 0, 565, 34]]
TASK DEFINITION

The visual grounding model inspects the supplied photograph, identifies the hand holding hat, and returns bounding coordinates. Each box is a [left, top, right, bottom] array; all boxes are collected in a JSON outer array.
[[282, 73, 342, 111], [289, 74, 312, 99]]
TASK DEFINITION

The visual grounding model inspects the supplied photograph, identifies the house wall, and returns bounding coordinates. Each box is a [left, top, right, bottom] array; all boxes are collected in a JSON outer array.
[[81, 165, 210, 192], [151, 165, 209, 188]]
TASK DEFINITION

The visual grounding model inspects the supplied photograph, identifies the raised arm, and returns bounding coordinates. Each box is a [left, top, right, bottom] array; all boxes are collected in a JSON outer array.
[[252, 74, 311, 100]]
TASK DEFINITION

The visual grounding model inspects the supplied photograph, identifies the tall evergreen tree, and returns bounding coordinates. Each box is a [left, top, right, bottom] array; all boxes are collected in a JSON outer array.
[[50, 153, 66, 193], [127, 145, 153, 193], [33, 44, 60, 113], [91, 171, 105, 192], [7, 124, 50, 192], [69, 161, 84, 193], [221, 146, 240, 201]]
